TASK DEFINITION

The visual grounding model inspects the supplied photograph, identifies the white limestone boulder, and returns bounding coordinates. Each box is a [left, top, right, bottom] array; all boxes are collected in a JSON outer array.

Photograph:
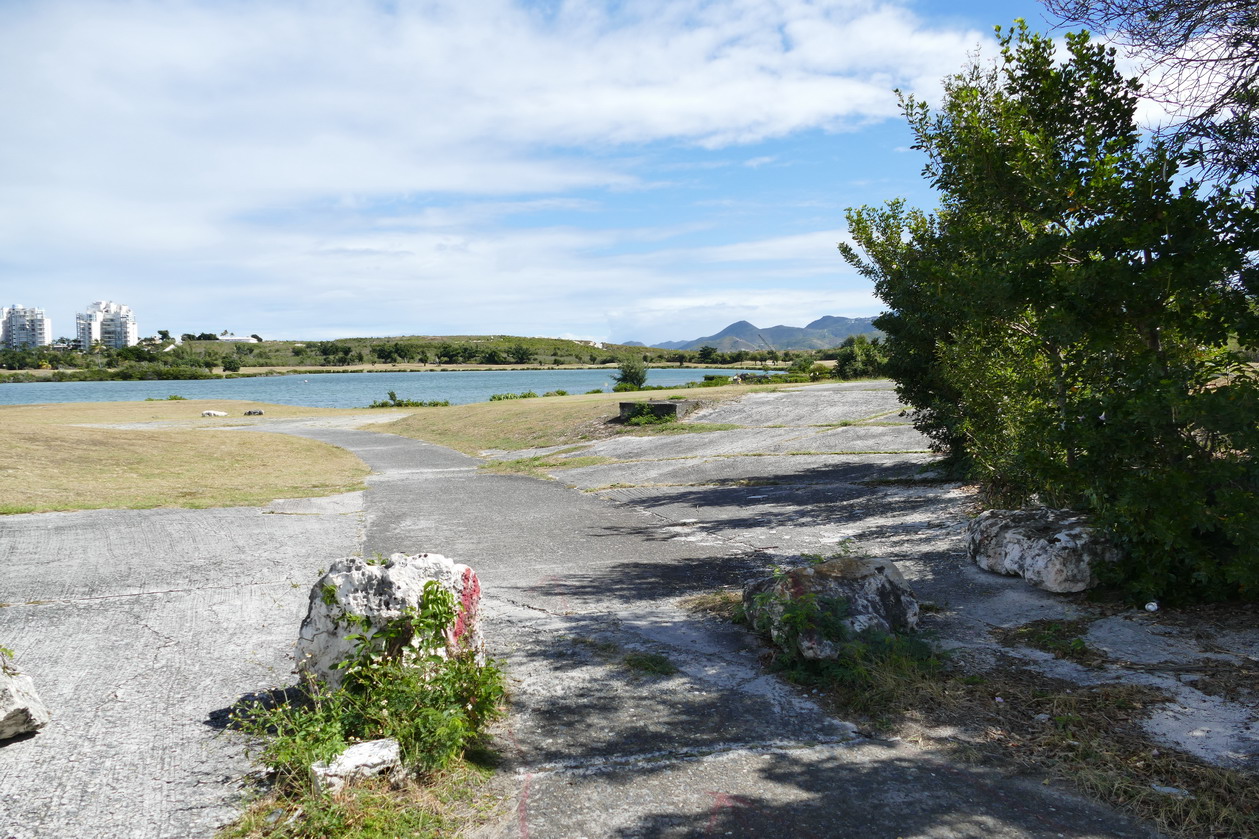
[[743, 558, 919, 660], [296, 553, 483, 690], [968, 509, 1118, 593], [310, 738, 402, 794], [1, 658, 51, 741]]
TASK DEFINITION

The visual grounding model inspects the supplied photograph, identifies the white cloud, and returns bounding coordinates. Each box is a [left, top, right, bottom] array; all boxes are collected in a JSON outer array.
[[0, 0, 987, 339]]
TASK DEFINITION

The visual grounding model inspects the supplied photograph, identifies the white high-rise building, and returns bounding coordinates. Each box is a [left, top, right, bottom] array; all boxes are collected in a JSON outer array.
[[76, 301, 138, 350], [2, 305, 52, 349]]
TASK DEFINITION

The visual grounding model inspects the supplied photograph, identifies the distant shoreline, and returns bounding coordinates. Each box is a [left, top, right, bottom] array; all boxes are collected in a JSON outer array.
[[1, 360, 785, 385]]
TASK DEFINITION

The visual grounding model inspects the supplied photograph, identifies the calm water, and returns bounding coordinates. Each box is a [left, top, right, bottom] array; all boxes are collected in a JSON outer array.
[[0, 368, 749, 409]]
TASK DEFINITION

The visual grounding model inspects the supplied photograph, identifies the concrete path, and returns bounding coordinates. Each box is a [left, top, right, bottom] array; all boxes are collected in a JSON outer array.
[[0, 383, 1168, 838], [0, 496, 364, 838]]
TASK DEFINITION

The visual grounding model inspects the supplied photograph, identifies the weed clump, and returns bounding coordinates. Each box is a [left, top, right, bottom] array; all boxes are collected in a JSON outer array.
[[226, 582, 505, 837], [620, 403, 677, 426], [744, 570, 945, 718], [367, 391, 450, 408]]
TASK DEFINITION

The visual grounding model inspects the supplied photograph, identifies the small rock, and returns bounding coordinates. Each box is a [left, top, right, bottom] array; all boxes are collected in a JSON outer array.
[[1150, 785, 1191, 798], [1, 660, 52, 741], [310, 738, 402, 794]]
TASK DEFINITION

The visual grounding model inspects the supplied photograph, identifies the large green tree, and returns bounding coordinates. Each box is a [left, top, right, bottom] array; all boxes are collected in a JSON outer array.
[[842, 23, 1259, 601]]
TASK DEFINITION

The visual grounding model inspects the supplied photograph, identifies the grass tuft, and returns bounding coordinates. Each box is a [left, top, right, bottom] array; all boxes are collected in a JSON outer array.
[[622, 652, 679, 676]]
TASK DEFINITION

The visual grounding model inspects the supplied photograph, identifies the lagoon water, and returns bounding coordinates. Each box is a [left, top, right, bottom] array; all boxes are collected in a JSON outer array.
[[0, 368, 748, 409]]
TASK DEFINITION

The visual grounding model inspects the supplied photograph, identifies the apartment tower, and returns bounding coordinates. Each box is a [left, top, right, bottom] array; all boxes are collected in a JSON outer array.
[[76, 300, 138, 350]]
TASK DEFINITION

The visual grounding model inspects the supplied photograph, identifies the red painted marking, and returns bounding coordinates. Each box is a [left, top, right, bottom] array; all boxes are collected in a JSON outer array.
[[705, 791, 753, 835], [518, 772, 533, 839], [539, 574, 570, 613]]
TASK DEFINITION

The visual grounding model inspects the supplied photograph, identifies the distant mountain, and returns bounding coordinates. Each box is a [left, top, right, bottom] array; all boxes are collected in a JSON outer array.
[[650, 316, 880, 351]]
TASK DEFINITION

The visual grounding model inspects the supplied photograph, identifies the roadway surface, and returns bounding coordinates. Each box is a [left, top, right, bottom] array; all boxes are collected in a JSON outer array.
[[0, 383, 1161, 838]]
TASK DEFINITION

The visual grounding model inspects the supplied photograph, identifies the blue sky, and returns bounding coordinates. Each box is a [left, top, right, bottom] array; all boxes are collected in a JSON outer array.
[[3, 0, 1062, 344]]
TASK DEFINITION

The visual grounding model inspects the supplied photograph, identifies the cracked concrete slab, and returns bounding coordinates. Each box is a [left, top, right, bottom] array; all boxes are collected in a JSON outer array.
[[8, 381, 1249, 837], [0, 496, 363, 839]]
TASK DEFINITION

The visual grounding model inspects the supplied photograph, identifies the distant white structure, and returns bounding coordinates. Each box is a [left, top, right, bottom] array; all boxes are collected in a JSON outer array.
[[218, 335, 259, 343], [76, 301, 138, 350], [2, 305, 53, 349]]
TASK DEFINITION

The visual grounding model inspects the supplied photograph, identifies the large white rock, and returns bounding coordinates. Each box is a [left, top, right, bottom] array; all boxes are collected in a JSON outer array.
[[296, 553, 483, 690], [310, 738, 402, 794], [968, 509, 1118, 593], [1, 661, 51, 741], [743, 558, 919, 660]]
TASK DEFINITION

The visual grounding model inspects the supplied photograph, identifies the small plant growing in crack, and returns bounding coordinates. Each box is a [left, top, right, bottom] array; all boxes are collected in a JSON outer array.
[[622, 652, 678, 676]]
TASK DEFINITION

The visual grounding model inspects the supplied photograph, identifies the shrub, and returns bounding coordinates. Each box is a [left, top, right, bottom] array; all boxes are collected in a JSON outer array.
[[614, 358, 648, 390], [232, 581, 504, 793], [367, 391, 450, 408], [840, 24, 1259, 602], [746, 569, 944, 715], [621, 404, 677, 426]]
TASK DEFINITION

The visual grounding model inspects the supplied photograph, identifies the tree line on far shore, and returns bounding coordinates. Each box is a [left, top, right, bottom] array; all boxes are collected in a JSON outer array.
[[0, 332, 889, 383]]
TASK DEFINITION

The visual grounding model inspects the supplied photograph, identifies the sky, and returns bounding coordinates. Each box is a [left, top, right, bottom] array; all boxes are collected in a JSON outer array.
[[3, 0, 1062, 345]]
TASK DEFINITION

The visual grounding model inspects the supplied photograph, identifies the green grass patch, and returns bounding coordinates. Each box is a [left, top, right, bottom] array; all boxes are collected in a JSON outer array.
[[712, 578, 1257, 838], [622, 652, 679, 676], [636, 422, 741, 435], [219, 762, 505, 839], [993, 619, 1105, 666], [480, 454, 614, 478]]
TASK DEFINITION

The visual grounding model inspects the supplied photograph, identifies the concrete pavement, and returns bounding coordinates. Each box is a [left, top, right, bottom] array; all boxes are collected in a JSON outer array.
[[0, 383, 1180, 838]]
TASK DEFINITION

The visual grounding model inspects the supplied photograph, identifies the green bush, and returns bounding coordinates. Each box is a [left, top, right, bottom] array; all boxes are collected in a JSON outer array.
[[624, 405, 677, 426], [233, 581, 504, 790], [840, 23, 1259, 602], [614, 358, 648, 390], [825, 335, 888, 379]]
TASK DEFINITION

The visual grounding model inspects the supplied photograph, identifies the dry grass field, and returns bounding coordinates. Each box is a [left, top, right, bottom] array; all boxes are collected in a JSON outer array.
[[381, 385, 753, 454], [0, 385, 759, 514], [0, 400, 373, 514]]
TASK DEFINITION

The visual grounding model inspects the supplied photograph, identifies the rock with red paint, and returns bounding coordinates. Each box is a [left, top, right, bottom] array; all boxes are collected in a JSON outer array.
[[296, 553, 484, 689], [742, 557, 919, 660]]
